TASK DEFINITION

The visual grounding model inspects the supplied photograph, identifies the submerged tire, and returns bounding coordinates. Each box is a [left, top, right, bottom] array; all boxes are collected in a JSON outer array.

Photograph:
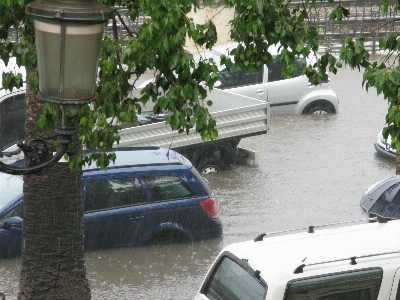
[[197, 157, 226, 174], [302, 100, 335, 114], [145, 230, 191, 245]]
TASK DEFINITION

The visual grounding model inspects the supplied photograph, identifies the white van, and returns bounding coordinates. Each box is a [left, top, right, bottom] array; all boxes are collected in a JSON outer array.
[[194, 218, 400, 300]]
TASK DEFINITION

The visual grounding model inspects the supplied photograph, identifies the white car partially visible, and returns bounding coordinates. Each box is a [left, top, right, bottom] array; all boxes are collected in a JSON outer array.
[[0, 143, 23, 165], [375, 128, 396, 160], [140, 43, 339, 115], [0, 58, 26, 163], [194, 219, 400, 300]]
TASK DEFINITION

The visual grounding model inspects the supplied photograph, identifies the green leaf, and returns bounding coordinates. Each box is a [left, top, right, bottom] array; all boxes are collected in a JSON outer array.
[[210, 129, 218, 140], [329, 9, 338, 21], [163, 36, 169, 51], [79, 117, 87, 125], [295, 42, 304, 53]]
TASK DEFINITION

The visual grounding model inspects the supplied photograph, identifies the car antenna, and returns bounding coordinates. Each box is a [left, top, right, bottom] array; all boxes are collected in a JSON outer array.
[[166, 131, 176, 160]]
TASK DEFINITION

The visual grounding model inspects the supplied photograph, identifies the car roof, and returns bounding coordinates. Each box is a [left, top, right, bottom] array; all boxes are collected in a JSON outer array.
[[195, 42, 289, 59], [83, 147, 192, 171], [222, 219, 400, 285], [0, 147, 192, 171], [0, 87, 26, 102], [194, 42, 313, 69], [0, 148, 193, 213]]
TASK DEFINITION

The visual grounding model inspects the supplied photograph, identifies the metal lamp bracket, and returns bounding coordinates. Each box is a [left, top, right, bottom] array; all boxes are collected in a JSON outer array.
[[0, 135, 71, 175]]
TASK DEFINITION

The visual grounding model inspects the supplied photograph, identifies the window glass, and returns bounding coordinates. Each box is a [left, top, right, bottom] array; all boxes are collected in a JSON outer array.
[[268, 56, 306, 82], [319, 289, 372, 300], [144, 176, 196, 202], [395, 279, 400, 300], [1, 202, 23, 222], [285, 268, 382, 300], [194, 49, 223, 67], [268, 56, 285, 82], [204, 256, 266, 300], [218, 68, 263, 89], [0, 173, 23, 210], [0, 93, 26, 150], [293, 57, 306, 77], [85, 177, 147, 211], [191, 166, 212, 195]]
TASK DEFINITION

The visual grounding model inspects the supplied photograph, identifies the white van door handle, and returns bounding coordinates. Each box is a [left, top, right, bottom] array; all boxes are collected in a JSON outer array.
[[256, 89, 264, 96]]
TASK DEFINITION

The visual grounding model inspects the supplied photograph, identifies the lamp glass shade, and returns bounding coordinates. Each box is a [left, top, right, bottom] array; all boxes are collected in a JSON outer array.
[[34, 20, 103, 101]]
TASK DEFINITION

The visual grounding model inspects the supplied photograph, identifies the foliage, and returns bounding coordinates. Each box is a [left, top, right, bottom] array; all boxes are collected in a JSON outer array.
[[1, 0, 400, 169], [333, 6, 400, 156], [0, 0, 37, 85], [4, 0, 400, 297]]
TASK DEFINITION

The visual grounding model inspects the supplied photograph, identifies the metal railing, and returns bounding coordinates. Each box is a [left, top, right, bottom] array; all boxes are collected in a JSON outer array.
[[292, 0, 400, 54], [110, 1, 400, 53], [5, 1, 400, 54]]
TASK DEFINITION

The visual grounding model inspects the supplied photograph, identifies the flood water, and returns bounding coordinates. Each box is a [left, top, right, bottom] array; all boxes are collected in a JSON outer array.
[[0, 65, 396, 299]]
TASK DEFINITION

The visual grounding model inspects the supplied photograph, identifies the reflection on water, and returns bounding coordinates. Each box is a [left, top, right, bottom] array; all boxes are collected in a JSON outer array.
[[87, 240, 223, 299], [0, 68, 396, 299], [0, 257, 19, 297]]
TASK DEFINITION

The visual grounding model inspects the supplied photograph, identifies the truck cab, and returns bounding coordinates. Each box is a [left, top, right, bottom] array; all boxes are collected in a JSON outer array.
[[195, 218, 400, 300]]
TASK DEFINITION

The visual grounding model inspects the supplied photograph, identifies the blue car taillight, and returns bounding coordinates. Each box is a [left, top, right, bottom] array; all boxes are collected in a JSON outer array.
[[199, 198, 219, 218]]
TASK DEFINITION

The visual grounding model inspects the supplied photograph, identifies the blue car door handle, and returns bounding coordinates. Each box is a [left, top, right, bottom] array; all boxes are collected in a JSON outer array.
[[129, 216, 145, 221]]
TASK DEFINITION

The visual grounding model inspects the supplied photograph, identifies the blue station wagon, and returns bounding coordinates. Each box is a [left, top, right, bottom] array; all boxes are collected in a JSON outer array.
[[0, 147, 223, 259]]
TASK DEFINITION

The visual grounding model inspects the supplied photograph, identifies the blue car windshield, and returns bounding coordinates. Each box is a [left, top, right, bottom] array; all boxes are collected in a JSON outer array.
[[0, 173, 23, 209]]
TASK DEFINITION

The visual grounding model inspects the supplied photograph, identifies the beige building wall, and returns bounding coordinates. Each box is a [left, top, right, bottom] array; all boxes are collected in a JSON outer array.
[[186, 5, 234, 54]]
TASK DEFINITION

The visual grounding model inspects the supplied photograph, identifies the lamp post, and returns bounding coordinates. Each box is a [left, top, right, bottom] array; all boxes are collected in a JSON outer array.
[[0, 0, 114, 175]]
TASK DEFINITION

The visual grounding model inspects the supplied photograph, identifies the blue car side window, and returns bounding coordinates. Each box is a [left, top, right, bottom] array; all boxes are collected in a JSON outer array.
[[1, 202, 23, 221], [144, 176, 196, 202], [85, 177, 147, 211]]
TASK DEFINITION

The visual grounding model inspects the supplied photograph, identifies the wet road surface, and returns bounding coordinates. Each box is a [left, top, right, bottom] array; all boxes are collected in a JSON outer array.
[[0, 65, 396, 299]]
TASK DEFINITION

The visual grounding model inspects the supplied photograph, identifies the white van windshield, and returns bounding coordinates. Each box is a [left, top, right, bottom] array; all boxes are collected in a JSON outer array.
[[203, 255, 266, 300]]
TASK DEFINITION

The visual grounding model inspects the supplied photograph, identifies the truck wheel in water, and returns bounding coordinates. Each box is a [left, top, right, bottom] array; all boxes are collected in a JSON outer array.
[[198, 157, 226, 174]]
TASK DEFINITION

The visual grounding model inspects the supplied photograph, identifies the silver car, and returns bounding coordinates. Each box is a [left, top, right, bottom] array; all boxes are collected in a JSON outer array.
[[140, 43, 339, 115], [375, 128, 396, 160], [196, 42, 339, 115]]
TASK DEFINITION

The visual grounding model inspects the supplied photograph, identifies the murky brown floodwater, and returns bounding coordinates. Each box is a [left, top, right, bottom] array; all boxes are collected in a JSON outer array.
[[0, 65, 395, 299]]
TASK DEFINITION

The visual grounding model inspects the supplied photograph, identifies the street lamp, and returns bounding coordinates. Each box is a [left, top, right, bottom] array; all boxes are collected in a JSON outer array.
[[0, 0, 114, 175]]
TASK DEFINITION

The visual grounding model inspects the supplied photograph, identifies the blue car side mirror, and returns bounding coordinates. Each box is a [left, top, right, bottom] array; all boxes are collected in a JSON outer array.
[[4, 216, 23, 229]]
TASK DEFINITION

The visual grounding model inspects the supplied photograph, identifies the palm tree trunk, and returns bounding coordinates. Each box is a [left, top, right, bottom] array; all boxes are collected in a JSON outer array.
[[17, 76, 90, 299]]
